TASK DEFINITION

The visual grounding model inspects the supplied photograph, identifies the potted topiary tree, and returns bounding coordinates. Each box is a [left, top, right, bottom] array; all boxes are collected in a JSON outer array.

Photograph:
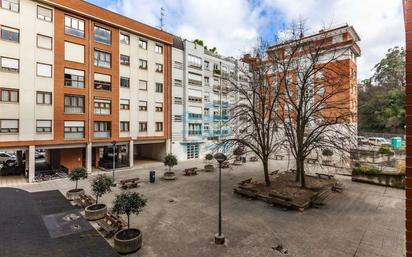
[[204, 153, 215, 172], [163, 154, 177, 180], [378, 145, 395, 161], [85, 174, 113, 220], [113, 191, 147, 254], [66, 167, 87, 200]]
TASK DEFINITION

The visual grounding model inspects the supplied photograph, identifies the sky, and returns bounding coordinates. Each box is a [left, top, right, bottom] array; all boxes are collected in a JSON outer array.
[[88, 0, 405, 80]]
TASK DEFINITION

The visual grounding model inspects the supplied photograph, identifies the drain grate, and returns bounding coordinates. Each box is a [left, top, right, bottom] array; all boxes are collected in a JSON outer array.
[[272, 244, 288, 255]]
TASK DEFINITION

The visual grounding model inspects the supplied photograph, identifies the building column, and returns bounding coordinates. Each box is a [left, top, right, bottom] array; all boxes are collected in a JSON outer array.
[[28, 145, 35, 183], [16, 150, 23, 166], [129, 140, 134, 168], [86, 142, 92, 173], [166, 139, 172, 155]]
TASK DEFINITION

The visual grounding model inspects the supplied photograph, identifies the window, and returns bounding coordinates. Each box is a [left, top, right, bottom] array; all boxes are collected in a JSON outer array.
[[204, 108, 210, 116], [94, 50, 111, 68], [155, 122, 163, 132], [37, 6, 52, 22], [332, 35, 343, 44], [94, 73, 111, 91], [0, 119, 18, 133], [188, 72, 202, 85], [174, 61, 183, 69], [36, 91, 52, 105], [173, 79, 182, 87], [120, 55, 130, 65], [37, 34, 52, 49], [155, 102, 163, 112], [94, 26, 111, 45], [139, 101, 147, 111], [0, 88, 18, 102], [139, 59, 147, 70], [155, 83, 163, 93], [120, 77, 130, 88], [155, 63, 163, 73], [188, 89, 202, 102], [204, 61, 210, 70], [187, 143, 199, 159], [155, 44, 163, 54], [94, 121, 111, 138], [188, 55, 202, 69], [1, 0, 19, 12], [139, 80, 147, 90], [188, 124, 202, 136], [174, 97, 182, 104], [173, 115, 182, 122], [120, 33, 129, 44], [0, 57, 19, 72], [64, 41, 84, 63], [64, 121, 84, 139], [120, 121, 129, 132], [120, 99, 129, 110], [64, 16, 85, 37], [204, 77, 210, 85], [1, 26, 19, 42], [64, 95, 84, 113], [94, 98, 111, 115], [138, 39, 147, 49], [64, 68, 84, 88], [37, 63, 52, 77], [139, 122, 147, 132], [204, 93, 210, 102], [36, 120, 52, 133]]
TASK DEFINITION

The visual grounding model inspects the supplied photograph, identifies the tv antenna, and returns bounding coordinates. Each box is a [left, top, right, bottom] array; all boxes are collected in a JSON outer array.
[[160, 7, 165, 31]]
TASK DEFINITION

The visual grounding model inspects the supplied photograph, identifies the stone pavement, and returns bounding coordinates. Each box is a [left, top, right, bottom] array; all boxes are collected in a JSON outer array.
[[16, 159, 405, 257]]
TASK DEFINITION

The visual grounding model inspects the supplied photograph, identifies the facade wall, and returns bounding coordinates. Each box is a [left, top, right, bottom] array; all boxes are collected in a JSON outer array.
[[60, 148, 84, 171]]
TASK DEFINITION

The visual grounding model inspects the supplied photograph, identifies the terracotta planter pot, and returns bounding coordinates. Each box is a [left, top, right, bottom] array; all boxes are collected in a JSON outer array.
[[66, 188, 85, 201], [163, 171, 176, 180], [85, 204, 107, 221], [114, 228, 142, 254], [204, 164, 215, 172]]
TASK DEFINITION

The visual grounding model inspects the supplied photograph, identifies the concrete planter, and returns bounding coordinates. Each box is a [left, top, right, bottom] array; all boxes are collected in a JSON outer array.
[[163, 171, 176, 180], [66, 188, 85, 201], [114, 228, 142, 254], [204, 164, 215, 172], [85, 204, 107, 220], [352, 173, 405, 189]]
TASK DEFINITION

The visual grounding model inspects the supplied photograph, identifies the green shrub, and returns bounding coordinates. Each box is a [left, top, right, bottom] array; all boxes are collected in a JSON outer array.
[[112, 191, 146, 229], [68, 167, 87, 190], [352, 166, 381, 175], [164, 154, 178, 172], [378, 145, 394, 156], [205, 153, 214, 161], [91, 174, 113, 204]]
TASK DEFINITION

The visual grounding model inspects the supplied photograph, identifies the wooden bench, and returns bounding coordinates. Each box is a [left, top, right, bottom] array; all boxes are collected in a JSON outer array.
[[311, 190, 332, 208], [183, 167, 198, 176], [273, 155, 285, 160], [96, 213, 125, 238], [315, 173, 334, 180], [119, 177, 140, 189], [221, 161, 230, 169], [73, 194, 95, 209], [239, 178, 252, 185], [332, 182, 344, 193], [306, 158, 319, 164], [249, 156, 258, 162]]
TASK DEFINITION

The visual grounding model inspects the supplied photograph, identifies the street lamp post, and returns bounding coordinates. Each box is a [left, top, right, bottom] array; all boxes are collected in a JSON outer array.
[[111, 141, 116, 186], [214, 152, 227, 245]]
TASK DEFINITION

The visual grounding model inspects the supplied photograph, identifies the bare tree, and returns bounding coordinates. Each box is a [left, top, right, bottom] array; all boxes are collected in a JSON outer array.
[[221, 40, 285, 186], [271, 21, 359, 187]]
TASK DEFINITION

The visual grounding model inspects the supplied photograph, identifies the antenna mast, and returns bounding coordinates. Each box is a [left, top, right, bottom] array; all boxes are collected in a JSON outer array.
[[160, 7, 165, 31]]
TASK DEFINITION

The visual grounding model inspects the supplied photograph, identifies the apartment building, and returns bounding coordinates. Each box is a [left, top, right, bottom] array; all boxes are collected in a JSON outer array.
[[0, 0, 173, 182], [171, 37, 249, 161]]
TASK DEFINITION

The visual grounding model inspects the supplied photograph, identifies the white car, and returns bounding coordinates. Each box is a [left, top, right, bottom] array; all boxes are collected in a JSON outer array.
[[0, 152, 16, 166], [368, 137, 390, 146]]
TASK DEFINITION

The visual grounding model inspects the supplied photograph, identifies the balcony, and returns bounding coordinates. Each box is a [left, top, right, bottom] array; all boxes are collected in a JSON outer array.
[[213, 69, 221, 76], [188, 130, 202, 136], [188, 113, 202, 120]]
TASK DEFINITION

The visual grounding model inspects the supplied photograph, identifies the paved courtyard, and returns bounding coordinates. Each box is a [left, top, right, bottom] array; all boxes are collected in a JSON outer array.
[[14, 159, 405, 257]]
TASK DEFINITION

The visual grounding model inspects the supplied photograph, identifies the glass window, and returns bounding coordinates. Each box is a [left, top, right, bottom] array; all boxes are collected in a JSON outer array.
[[188, 55, 202, 69], [0, 119, 19, 133], [155, 102, 163, 112], [94, 98, 111, 115], [37, 34, 52, 49], [139, 100, 147, 111], [120, 77, 130, 88], [155, 83, 163, 93], [0, 88, 18, 102], [155, 63, 163, 73], [139, 80, 147, 90], [0, 57, 19, 72], [64, 68, 85, 88], [155, 44, 163, 54], [64, 95, 84, 113], [36, 120, 52, 133], [1, 26, 19, 42], [120, 54, 130, 66], [155, 122, 163, 132], [36, 63, 52, 77], [94, 50, 111, 68], [94, 122, 111, 138], [120, 121, 129, 132], [94, 26, 111, 45], [120, 99, 130, 110], [1, 0, 19, 12], [138, 39, 147, 49], [139, 122, 147, 132], [64, 121, 84, 139], [37, 6, 52, 22], [120, 33, 129, 44], [36, 91, 52, 105], [139, 59, 147, 70], [186, 143, 199, 159], [64, 16, 85, 37]]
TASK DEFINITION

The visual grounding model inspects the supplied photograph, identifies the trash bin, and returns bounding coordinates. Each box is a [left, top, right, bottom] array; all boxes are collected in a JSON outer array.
[[241, 156, 246, 163], [149, 170, 156, 183], [391, 137, 402, 149]]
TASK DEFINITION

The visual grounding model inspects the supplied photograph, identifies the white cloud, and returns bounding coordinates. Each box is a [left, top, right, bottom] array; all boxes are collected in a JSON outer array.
[[105, 0, 404, 80]]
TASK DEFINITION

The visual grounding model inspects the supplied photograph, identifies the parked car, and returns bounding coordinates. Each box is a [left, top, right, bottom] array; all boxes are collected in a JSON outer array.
[[35, 150, 46, 159], [357, 136, 368, 145], [368, 137, 390, 146], [0, 152, 16, 166]]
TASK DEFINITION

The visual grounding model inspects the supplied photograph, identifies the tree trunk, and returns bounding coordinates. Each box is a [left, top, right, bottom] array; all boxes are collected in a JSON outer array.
[[295, 158, 306, 188], [75, 180, 78, 190], [127, 215, 130, 230], [95, 196, 98, 205], [295, 160, 301, 182], [263, 158, 271, 186]]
